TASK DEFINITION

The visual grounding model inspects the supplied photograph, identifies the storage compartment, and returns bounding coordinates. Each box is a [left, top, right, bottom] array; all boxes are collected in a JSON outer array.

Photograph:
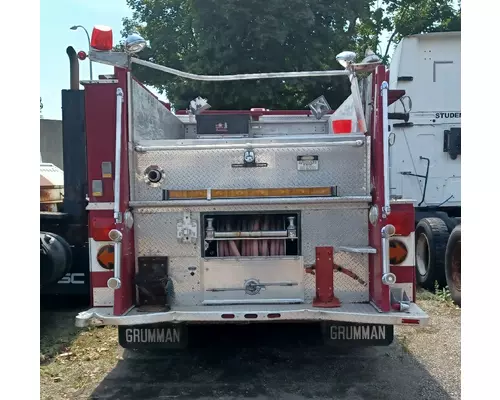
[[202, 212, 300, 258], [196, 114, 250, 135], [132, 139, 370, 202], [202, 257, 305, 304]]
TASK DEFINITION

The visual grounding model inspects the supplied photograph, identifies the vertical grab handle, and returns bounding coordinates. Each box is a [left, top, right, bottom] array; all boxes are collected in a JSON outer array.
[[113, 88, 124, 223], [108, 87, 124, 291], [107, 230, 123, 289], [381, 224, 397, 285], [380, 81, 391, 218]]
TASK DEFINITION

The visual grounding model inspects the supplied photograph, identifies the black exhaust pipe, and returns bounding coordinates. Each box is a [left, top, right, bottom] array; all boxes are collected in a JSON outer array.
[[66, 46, 79, 90]]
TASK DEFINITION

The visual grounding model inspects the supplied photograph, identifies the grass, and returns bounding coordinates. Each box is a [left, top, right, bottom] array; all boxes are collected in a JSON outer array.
[[40, 289, 460, 398], [416, 282, 456, 307], [395, 288, 461, 359], [40, 311, 121, 399], [398, 334, 411, 354]]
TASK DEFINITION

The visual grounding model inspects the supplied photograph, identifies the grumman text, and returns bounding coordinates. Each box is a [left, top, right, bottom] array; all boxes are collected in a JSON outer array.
[[330, 325, 386, 340], [125, 328, 181, 343]]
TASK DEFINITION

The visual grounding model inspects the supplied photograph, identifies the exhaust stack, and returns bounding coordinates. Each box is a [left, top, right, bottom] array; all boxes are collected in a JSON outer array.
[[66, 46, 79, 90]]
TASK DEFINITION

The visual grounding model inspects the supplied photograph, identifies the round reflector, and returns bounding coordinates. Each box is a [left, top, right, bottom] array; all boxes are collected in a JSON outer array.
[[97, 244, 114, 270], [389, 239, 408, 265], [77, 51, 87, 60], [91, 25, 113, 51]]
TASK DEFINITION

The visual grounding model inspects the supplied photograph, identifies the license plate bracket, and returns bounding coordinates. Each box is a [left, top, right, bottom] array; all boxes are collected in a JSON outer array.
[[118, 323, 188, 349], [321, 322, 394, 346]]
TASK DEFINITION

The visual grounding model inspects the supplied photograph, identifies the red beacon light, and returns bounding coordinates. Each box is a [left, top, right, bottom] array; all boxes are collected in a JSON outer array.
[[77, 51, 87, 60], [90, 25, 113, 51]]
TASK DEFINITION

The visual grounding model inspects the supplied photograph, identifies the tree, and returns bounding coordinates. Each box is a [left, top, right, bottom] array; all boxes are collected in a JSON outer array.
[[40, 97, 43, 118], [121, 0, 460, 109], [122, 0, 371, 110], [356, 0, 461, 63]]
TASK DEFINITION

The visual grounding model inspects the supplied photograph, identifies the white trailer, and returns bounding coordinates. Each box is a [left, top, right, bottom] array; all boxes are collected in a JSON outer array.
[[387, 32, 461, 305]]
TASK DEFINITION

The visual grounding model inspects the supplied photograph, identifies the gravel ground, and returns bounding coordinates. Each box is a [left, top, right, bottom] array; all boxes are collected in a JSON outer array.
[[40, 294, 460, 400]]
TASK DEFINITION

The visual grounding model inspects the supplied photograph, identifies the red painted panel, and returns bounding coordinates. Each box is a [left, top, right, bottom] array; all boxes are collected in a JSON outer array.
[[91, 271, 114, 287], [387, 203, 415, 236], [368, 65, 391, 312], [83, 81, 120, 203], [84, 69, 136, 316], [89, 211, 114, 241]]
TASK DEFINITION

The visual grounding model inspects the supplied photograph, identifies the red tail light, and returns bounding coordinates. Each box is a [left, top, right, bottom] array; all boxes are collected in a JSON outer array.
[[401, 318, 420, 325], [91, 26, 113, 51], [386, 203, 414, 236], [77, 51, 87, 60], [91, 217, 115, 241]]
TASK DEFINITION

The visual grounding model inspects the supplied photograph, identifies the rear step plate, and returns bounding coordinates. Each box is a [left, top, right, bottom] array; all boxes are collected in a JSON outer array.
[[76, 303, 429, 328]]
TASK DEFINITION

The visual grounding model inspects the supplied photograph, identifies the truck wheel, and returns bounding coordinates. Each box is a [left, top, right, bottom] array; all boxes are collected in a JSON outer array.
[[40, 232, 73, 287], [415, 218, 449, 290], [445, 225, 461, 307]]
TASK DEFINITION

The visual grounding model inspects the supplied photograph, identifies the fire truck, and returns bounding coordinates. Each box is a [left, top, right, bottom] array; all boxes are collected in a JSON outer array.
[[68, 25, 428, 349], [387, 32, 461, 306]]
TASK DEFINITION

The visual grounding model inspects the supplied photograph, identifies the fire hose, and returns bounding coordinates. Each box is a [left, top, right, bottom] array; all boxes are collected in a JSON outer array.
[[305, 263, 367, 286], [216, 216, 286, 257]]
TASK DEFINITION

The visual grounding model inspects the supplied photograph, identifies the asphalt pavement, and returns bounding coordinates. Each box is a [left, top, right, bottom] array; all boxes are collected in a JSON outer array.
[[89, 322, 458, 400]]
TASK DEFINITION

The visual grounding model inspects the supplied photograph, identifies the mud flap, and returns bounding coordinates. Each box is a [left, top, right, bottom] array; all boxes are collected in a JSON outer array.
[[321, 322, 394, 347], [118, 323, 188, 349]]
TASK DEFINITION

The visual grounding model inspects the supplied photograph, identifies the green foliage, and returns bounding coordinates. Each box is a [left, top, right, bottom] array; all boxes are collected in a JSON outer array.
[[122, 0, 371, 110], [434, 281, 453, 304], [121, 0, 460, 109], [357, 0, 461, 62]]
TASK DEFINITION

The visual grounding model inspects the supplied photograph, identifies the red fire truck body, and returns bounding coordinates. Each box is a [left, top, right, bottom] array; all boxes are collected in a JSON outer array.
[[73, 27, 428, 348]]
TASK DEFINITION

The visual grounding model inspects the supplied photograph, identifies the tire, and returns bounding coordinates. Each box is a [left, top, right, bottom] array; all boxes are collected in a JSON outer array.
[[415, 217, 449, 290], [40, 232, 73, 287], [445, 225, 461, 307]]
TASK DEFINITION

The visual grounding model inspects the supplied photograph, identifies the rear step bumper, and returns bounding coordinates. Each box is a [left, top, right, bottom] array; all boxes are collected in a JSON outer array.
[[75, 303, 429, 328]]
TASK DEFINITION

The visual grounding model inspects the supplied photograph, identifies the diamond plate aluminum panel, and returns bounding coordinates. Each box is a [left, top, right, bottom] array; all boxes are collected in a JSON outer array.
[[133, 200, 369, 214], [301, 208, 368, 266], [133, 145, 368, 201], [93, 287, 114, 307], [202, 257, 304, 304], [304, 253, 369, 303], [131, 80, 184, 141], [133, 207, 369, 306], [167, 257, 202, 306], [134, 212, 200, 258]]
